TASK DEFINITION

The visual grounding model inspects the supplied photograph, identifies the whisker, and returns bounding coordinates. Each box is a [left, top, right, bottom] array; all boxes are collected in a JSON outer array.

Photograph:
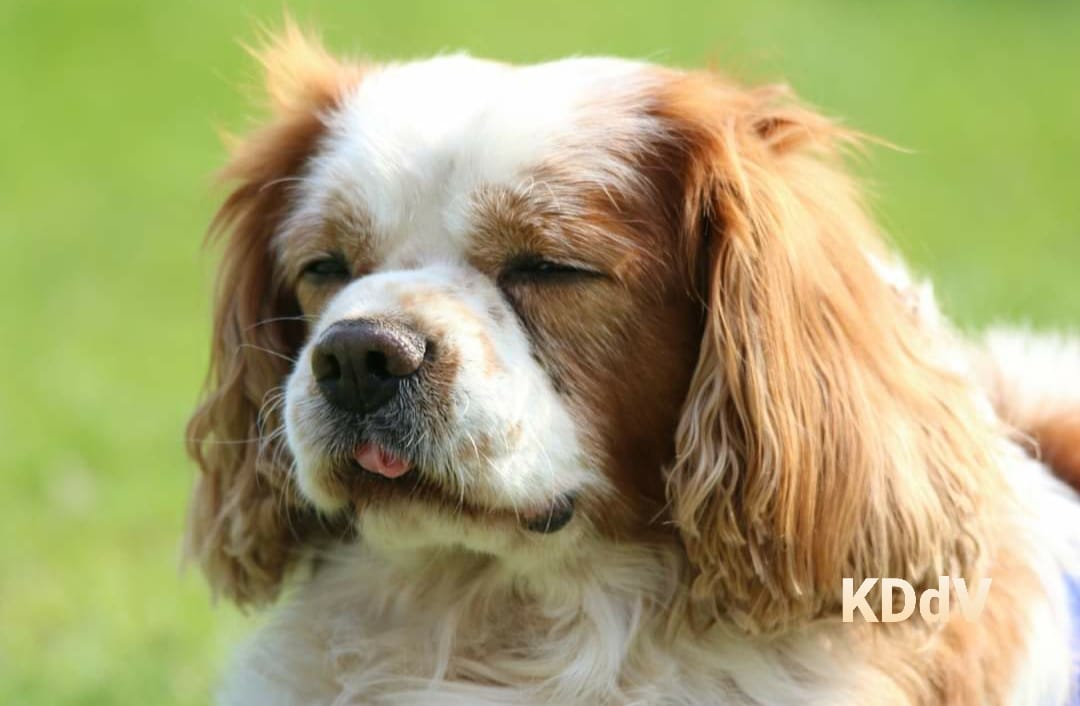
[[260, 175, 306, 192], [187, 435, 275, 446], [238, 343, 298, 364], [243, 314, 319, 333]]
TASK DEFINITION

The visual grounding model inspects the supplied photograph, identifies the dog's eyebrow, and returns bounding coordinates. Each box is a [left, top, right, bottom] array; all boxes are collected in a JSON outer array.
[[274, 208, 376, 280], [464, 179, 658, 285]]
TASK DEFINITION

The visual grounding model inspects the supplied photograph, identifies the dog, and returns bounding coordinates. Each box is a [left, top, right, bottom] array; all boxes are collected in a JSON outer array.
[[186, 25, 1080, 705]]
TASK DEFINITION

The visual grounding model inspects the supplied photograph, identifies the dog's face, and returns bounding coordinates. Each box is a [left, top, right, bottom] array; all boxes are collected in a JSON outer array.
[[188, 28, 1000, 632], [279, 56, 700, 555]]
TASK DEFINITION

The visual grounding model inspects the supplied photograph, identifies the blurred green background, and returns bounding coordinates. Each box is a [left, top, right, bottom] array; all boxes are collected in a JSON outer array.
[[1, 1, 1077, 703]]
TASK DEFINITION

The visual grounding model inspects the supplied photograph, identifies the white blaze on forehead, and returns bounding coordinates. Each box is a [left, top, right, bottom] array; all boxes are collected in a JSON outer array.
[[295, 54, 657, 263]]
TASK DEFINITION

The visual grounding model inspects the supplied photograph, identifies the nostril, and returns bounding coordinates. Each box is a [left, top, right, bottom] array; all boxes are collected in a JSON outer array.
[[311, 348, 342, 383], [311, 319, 428, 413], [380, 332, 426, 377], [365, 350, 390, 378]]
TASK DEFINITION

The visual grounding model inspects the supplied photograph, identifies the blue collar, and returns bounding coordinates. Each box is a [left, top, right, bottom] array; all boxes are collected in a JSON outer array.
[[1066, 574, 1080, 703]]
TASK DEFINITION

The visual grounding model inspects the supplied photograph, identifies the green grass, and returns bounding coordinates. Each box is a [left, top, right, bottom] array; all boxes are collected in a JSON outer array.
[[1, 1, 1077, 703]]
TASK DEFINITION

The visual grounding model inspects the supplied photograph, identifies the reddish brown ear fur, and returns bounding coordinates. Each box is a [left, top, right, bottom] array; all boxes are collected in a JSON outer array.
[[659, 73, 1005, 632], [1031, 415, 1080, 490], [185, 26, 362, 605]]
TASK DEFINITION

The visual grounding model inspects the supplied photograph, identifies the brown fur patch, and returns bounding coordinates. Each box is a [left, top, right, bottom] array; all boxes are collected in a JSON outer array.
[[1032, 413, 1080, 491], [464, 144, 702, 539], [186, 24, 364, 606], [652, 67, 1005, 634]]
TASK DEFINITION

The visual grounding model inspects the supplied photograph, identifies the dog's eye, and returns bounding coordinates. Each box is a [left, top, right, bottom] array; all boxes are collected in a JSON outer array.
[[500, 255, 603, 286], [301, 255, 350, 281]]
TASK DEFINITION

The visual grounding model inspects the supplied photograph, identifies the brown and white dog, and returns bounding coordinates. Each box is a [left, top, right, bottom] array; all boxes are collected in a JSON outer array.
[[186, 26, 1080, 705]]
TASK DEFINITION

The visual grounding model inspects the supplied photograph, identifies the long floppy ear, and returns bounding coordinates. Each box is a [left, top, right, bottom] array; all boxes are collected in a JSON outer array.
[[661, 74, 1003, 632], [185, 25, 362, 605]]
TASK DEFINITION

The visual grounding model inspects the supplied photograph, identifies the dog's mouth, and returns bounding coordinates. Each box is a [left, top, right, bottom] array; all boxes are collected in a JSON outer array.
[[351, 442, 413, 479], [335, 442, 578, 534]]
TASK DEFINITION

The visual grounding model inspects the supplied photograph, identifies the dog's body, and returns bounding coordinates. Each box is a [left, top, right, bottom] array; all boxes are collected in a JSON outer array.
[[218, 334, 1080, 706], [188, 29, 1080, 705]]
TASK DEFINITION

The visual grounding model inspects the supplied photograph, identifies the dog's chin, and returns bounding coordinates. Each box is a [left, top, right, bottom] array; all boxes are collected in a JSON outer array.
[[296, 456, 580, 551], [357, 494, 583, 560]]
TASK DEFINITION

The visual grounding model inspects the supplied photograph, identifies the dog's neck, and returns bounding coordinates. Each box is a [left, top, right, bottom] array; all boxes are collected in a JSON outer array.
[[351, 535, 688, 618], [260, 536, 896, 705]]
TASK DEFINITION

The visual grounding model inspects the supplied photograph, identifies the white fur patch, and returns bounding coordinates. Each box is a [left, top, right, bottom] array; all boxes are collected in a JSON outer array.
[[979, 327, 1080, 429], [290, 55, 657, 266]]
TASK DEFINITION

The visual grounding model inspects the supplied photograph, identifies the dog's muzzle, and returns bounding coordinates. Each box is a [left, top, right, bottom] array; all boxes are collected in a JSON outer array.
[[308, 316, 578, 533], [311, 318, 427, 416]]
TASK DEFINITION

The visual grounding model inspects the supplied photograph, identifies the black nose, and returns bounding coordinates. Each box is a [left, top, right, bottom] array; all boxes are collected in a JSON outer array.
[[310, 319, 426, 414]]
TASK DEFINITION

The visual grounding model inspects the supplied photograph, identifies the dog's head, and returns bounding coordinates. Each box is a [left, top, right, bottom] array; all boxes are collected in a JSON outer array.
[[187, 27, 1000, 632]]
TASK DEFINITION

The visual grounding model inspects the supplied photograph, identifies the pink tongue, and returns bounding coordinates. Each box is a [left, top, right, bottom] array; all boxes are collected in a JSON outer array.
[[353, 443, 412, 479]]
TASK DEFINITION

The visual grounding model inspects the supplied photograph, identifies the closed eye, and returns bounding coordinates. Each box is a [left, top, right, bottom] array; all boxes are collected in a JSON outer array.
[[499, 255, 606, 286], [301, 254, 351, 282]]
